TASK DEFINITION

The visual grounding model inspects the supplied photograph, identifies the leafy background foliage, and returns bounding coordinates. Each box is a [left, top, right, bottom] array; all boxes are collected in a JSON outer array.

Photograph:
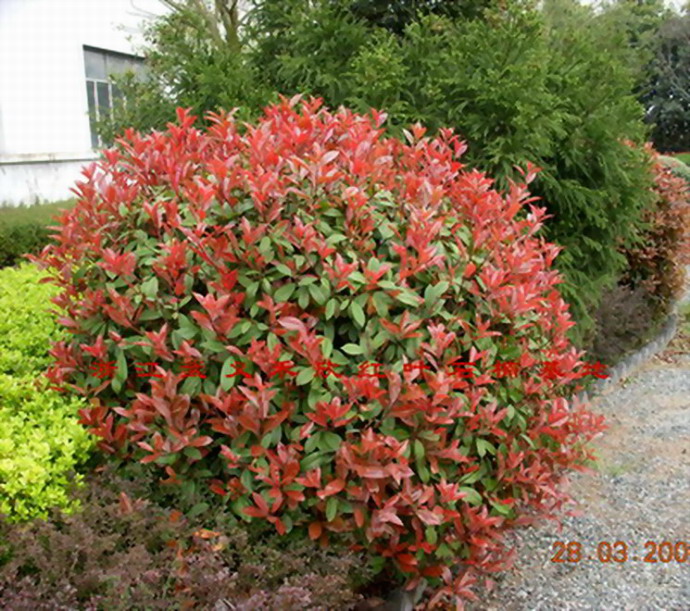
[[33, 99, 605, 605], [102, 0, 659, 348], [347, 0, 495, 34], [642, 12, 690, 152]]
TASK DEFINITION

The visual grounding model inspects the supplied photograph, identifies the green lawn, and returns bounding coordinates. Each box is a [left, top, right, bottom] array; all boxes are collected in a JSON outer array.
[[672, 152, 690, 165], [0, 199, 75, 225]]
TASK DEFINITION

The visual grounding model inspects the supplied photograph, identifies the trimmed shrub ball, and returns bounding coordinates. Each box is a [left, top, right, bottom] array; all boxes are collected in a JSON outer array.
[[33, 97, 605, 606]]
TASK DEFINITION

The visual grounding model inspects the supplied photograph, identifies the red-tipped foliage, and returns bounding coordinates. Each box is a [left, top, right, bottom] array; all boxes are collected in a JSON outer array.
[[623, 145, 690, 313], [32, 97, 605, 607]]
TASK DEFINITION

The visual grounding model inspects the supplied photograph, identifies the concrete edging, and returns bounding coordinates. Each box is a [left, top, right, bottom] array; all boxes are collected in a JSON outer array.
[[576, 265, 690, 404]]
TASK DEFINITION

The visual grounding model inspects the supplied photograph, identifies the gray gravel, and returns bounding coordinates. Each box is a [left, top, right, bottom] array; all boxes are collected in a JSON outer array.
[[465, 347, 690, 611]]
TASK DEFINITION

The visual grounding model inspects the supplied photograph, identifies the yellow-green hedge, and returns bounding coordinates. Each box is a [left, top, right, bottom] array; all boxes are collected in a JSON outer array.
[[0, 263, 92, 521]]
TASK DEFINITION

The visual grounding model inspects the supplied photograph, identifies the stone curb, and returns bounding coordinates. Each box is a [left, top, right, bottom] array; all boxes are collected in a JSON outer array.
[[575, 264, 690, 404], [574, 312, 679, 404]]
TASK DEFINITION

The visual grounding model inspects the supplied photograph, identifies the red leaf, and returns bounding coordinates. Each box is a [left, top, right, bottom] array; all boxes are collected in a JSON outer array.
[[308, 521, 323, 540], [119, 492, 134, 515], [417, 508, 443, 526], [190, 435, 213, 447], [278, 316, 307, 333], [273, 518, 286, 535], [243, 492, 270, 518], [354, 507, 365, 528], [317, 478, 346, 499]]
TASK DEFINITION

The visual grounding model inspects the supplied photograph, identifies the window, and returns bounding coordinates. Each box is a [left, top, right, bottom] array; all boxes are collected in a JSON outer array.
[[84, 46, 144, 148]]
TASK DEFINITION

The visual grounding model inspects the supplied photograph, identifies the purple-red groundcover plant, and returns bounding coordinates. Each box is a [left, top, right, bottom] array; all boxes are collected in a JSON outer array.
[[31, 97, 606, 608]]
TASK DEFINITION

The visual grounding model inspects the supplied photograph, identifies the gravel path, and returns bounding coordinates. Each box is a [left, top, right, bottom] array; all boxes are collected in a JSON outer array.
[[467, 339, 690, 610]]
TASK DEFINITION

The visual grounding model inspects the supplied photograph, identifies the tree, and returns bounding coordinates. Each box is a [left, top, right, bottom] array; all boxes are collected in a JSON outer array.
[[346, 0, 495, 34], [159, 0, 242, 50], [96, 0, 656, 346], [96, 0, 270, 143], [643, 14, 690, 151], [246, 0, 654, 344]]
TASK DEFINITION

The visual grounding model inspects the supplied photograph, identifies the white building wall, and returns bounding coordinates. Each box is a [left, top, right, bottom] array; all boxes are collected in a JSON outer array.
[[0, 0, 168, 205], [0, 155, 98, 205]]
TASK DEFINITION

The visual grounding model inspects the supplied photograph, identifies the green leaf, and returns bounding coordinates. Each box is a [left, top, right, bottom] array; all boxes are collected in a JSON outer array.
[[274, 283, 296, 302], [325, 298, 337, 320], [395, 289, 421, 307], [296, 367, 315, 385], [326, 496, 338, 522], [300, 452, 322, 472], [154, 453, 178, 466], [220, 356, 239, 390], [372, 329, 388, 349], [181, 375, 202, 396], [320, 432, 342, 452], [372, 291, 389, 317], [240, 469, 254, 492], [282, 514, 294, 534], [490, 500, 513, 515], [477, 439, 496, 457], [259, 237, 271, 253], [425, 526, 438, 545], [188, 502, 209, 518], [261, 426, 282, 448], [460, 468, 483, 484], [141, 276, 159, 300], [183, 447, 202, 460], [178, 314, 198, 340], [350, 300, 365, 328], [246, 281, 260, 299], [342, 343, 363, 355], [459, 486, 482, 506], [112, 348, 127, 393], [304, 431, 322, 454], [267, 332, 280, 351], [378, 280, 399, 290], [308, 283, 327, 305], [181, 480, 196, 498], [298, 287, 309, 309], [275, 263, 292, 277], [201, 339, 226, 352], [424, 280, 449, 304], [137, 309, 161, 322], [231, 496, 251, 520], [417, 459, 430, 483], [369, 555, 387, 574], [436, 543, 453, 559], [226, 320, 249, 339], [314, 336, 330, 360], [348, 271, 366, 285]]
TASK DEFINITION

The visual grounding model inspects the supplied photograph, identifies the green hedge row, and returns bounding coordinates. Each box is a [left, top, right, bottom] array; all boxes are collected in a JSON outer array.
[[0, 200, 75, 268]]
